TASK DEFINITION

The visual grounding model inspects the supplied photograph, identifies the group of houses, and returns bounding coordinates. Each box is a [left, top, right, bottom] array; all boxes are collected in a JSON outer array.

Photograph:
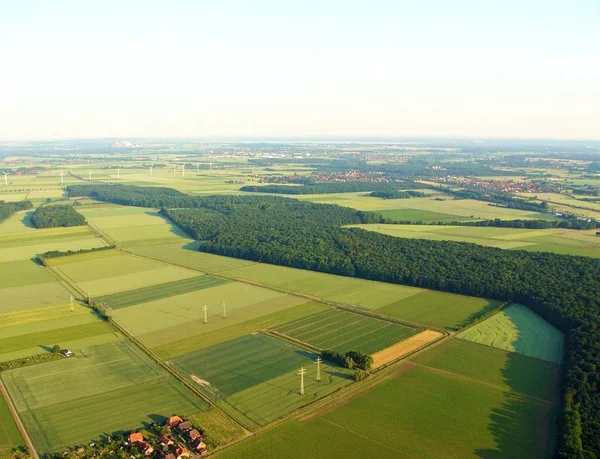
[[128, 415, 208, 458]]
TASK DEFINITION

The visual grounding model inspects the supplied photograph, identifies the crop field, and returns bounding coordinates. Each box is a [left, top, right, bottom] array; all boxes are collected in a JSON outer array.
[[293, 193, 558, 220], [155, 302, 327, 359], [221, 263, 425, 309], [2, 339, 209, 454], [457, 304, 564, 363], [76, 205, 193, 246], [0, 224, 107, 263], [272, 309, 417, 354], [97, 275, 227, 309], [0, 394, 25, 459], [376, 290, 501, 330], [217, 340, 558, 459], [114, 282, 307, 347], [170, 334, 353, 429], [413, 338, 561, 400], [377, 208, 475, 222], [371, 329, 444, 368], [350, 224, 600, 257], [127, 242, 255, 273], [49, 249, 200, 296]]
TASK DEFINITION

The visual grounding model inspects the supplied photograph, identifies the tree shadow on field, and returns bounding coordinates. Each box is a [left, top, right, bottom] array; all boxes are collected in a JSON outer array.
[[474, 350, 560, 458], [38, 345, 54, 353], [456, 299, 503, 330], [183, 241, 201, 252], [20, 210, 35, 229]]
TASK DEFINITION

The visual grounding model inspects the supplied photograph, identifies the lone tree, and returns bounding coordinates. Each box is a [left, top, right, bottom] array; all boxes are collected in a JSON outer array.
[[52, 344, 61, 354]]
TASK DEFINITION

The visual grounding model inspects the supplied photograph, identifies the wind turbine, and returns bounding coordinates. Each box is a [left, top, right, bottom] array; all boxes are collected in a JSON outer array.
[[149, 165, 153, 176], [117, 167, 120, 179], [182, 164, 185, 177], [2, 171, 8, 186], [197, 164, 200, 173], [209, 162, 213, 172], [173, 164, 176, 174], [88, 170, 92, 180], [60, 171, 65, 185]]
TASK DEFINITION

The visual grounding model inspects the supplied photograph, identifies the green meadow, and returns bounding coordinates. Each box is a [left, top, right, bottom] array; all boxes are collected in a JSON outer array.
[[457, 304, 564, 364], [2, 339, 209, 454], [170, 334, 353, 430], [0, 395, 25, 459]]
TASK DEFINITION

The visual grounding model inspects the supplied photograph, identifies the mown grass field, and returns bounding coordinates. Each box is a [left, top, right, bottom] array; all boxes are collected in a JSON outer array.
[[170, 334, 353, 430], [216, 338, 559, 459], [2, 339, 209, 454], [115, 282, 307, 347], [273, 309, 417, 354], [377, 208, 475, 222], [457, 304, 564, 363], [350, 223, 600, 258], [97, 275, 227, 309], [376, 290, 501, 331], [0, 395, 25, 459], [49, 249, 200, 296]]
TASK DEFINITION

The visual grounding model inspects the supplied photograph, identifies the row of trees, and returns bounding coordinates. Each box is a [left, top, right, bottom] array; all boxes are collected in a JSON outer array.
[[31, 205, 86, 228], [321, 349, 373, 371], [368, 190, 427, 199], [66, 184, 600, 457], [390, 218, 599, 230], [239, 181, 428, 195], [0, 200, 32, 222], [37, 245, 116, 265]]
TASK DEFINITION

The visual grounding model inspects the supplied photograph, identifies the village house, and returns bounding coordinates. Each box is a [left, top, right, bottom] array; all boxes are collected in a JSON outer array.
[[175, 446, 191, 458], [176, 421, 192, 432], [129, 432, 144, 444], [166, 415, 183, 427]]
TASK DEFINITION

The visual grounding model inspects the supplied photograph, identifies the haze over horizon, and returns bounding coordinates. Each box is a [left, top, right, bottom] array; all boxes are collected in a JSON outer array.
[[1, 0, 598, 141]]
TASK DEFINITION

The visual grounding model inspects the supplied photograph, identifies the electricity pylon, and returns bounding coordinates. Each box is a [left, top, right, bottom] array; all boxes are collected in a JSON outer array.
[[203, 304, 208, 324], [298, 366, 307, 395], [222, 301, 227, 318], [315, 356, 322, 382]]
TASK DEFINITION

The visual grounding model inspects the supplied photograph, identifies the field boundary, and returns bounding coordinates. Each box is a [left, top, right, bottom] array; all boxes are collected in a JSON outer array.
[[85, 221, 115, 246], [0, 379, 39, 459], [371, 330, 446, 370], [261, 330, 322, 353]]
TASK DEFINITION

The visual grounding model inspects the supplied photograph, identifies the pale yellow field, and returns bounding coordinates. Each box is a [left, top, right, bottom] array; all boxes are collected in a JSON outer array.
[[372, 330, 444, 369]]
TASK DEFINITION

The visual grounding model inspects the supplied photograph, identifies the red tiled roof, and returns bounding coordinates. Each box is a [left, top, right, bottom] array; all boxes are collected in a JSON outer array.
[[129, 432, 144, 443]]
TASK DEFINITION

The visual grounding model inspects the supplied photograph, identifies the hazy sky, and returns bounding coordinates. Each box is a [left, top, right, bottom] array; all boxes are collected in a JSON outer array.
[[1, 0, 598, 140]]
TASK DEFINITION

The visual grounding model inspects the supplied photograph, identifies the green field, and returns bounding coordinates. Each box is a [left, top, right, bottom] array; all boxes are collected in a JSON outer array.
[[170, 334, 353, 429], [117, 282, 307, 348], [376, 290, 501, 330], [155, 301, 327, 359], [49, 249, 200, 296], [273, 309, 416, 354], [378, 208, 475, 222], [2, 339, 209, 454], [97, 275, 227, 309], [216, 338, 558, 459], [457, 304, 564, 363], [0, 394, 25, 459], [350, 223, 600, 258]]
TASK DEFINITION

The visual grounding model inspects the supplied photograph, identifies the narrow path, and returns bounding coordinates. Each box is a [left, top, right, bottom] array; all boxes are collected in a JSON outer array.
[[0, 380, 38, 459]]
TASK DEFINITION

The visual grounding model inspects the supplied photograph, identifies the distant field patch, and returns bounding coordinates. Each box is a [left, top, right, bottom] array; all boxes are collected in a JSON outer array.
[[378, 208, 473, 222], [98, 275, 226, 309], [0, 393, 25, 459], [376, 290, 500, 330], [2, 339, 208, 454], [170, 334, 353, 429], [457, 304, 564, 363], [273, 309, 417, 354]]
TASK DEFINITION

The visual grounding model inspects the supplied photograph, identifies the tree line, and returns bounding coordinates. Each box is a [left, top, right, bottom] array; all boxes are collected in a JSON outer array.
[[389, 218, 599, 230], [67, 184, 600, 457], [239, 181, 428, 195], [0, 200, 32, 222], [31, 204, 86, 228], [368, 190, 427, 199]]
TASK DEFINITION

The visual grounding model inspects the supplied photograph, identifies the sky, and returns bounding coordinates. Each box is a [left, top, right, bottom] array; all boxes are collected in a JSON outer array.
[[0, 0, 598, 140]]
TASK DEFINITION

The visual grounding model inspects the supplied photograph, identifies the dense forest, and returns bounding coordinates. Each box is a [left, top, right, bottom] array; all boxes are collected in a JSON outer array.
[[31, 205, 87, 228], [239, 181, 428, 195], [69, 184, 600, 457], [0, 200, 32, 222]]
